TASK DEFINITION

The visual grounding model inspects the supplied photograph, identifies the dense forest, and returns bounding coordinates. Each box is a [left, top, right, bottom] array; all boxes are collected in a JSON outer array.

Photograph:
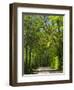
[[23, 14, 63, 74]]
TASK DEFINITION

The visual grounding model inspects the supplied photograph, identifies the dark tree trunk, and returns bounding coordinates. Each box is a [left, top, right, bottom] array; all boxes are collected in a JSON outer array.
[[40, 59, 41, 67], [57, 20, 60, 33], [25, 45, 28, 73], [57, 20, 63, 70], [29, 47, 32, 71]]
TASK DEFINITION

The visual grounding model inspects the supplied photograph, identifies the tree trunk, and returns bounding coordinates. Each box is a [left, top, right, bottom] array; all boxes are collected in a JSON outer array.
[[25, 45, 28, 73], [29, 47, 32, 71]]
